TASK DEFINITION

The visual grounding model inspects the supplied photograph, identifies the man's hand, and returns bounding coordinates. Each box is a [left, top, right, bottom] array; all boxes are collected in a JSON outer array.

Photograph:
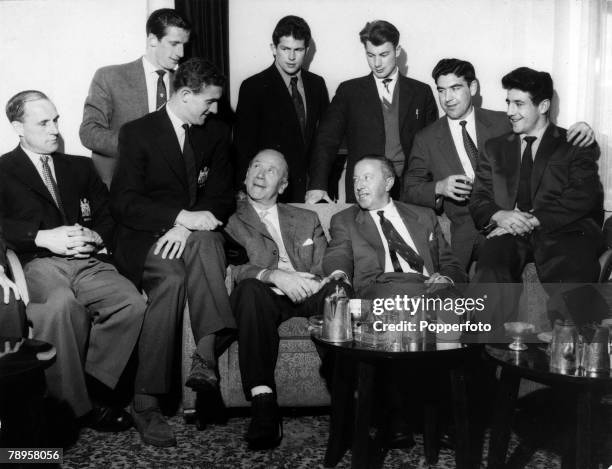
[[35, 225, 88, 256], [154, 225, 190, 259], [491, 210, 539, 236], [0, 268, 20, 304], [424, 272, 453, 294], [67, 224, 104, 258], [269, 270, 321, 303], [434, 175, 472, 202], [176, 210, 222, 231], [567, 122, 595, 147], [305, 190, 332, 204], [486, 226, 510, 239]]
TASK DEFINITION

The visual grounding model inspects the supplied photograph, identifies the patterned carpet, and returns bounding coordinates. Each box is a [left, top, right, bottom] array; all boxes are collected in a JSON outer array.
[[62, 411, 565, 469]]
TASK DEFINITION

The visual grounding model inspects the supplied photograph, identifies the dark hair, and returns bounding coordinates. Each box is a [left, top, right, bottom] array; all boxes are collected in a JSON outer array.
[[272, 15, 311, 47], [173, 58, 226, 93], [501, 67, 553, 105], [432, 58, 476, 84], [359, 20, 400, 47], [146, 8, 190, 40], [355, 155, 396, 180], [6, 90, 49, 122]]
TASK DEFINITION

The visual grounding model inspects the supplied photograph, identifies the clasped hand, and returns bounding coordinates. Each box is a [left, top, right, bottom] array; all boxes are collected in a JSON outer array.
[[489, 209, 540, 238], [35, 224, 102, 258]]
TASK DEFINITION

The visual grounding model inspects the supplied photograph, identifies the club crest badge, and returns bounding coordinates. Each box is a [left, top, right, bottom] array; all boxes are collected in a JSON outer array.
[[80, 198, 92, 222], [197, 167, 209, 187]]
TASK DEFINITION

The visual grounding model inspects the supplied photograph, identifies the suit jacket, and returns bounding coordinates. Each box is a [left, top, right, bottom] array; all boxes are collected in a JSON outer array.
[[323, 201, 466, 294], [308, 73, 438, 201], [470, 124, 603, 235], [402, 108, 509, 225], [110, 109, 235, 286], [0, 147, 114, 265], [224, 201, 327, 284], [80, 59, 156, 185], [234, 64, 329, 202]]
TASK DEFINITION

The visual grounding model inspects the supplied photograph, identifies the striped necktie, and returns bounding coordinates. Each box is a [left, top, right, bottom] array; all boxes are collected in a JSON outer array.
[[39, 155, 67, 223]]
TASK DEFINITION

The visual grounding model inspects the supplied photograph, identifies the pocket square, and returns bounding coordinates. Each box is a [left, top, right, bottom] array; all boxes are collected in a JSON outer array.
[[302, 238, 314, 246]]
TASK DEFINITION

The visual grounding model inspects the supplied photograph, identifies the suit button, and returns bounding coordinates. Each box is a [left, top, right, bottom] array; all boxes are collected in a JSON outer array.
[[272, 250, 278, 255]]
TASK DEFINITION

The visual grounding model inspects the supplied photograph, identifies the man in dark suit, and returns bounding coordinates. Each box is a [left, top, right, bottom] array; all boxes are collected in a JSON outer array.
[[225, 149, 342, 450], [0, 90, 145, 428], [306, 20, 438, 204], [111, 58, 235, 447], [403, 59, 595, 270], [80, 9, 190, 186], [469, 67, 604, 330], [234, 16, 329, 202]]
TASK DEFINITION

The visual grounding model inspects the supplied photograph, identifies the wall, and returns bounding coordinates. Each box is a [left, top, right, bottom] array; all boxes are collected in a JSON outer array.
[[229, 0, 556, 119]]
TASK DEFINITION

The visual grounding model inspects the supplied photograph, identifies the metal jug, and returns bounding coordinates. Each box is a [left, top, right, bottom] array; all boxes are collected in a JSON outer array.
[[580, 324, 610, 374], [322, 286, 352, 342], [550, 320, 578, 373]]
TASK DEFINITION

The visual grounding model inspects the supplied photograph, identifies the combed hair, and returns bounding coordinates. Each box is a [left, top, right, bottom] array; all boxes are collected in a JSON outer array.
[[501, 67, 553, 105], [6, 90, 49, 122], [359, 20, 399, 47], [173, 58, 226, 92], [355, 155, 395, 180], [432, 58, 476, 84], [146, 8, 190, 40], [272, 15, 311, 47]]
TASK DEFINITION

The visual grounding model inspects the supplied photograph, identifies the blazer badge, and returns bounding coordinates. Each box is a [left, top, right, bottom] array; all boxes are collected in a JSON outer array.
[[80, 198, 92, 222], [197, 167, 209, 187]]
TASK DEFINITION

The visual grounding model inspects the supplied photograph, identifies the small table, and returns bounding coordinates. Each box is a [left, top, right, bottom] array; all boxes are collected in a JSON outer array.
[[312, 332, 479, 469], [485, 344, 612, 469]]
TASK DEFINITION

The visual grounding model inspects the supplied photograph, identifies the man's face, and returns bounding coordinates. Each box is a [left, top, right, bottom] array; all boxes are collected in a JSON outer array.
[[13, 99, 60, 154], [271, 35, 306, 76], [436, 73, 477, 120], [506, 88, 549, 135], [182, 84, 223, 125], [150, 26, 190, 71], [365, 41, 399, 79], [353, 159, 393, 211], [245, 150, 288, 205]]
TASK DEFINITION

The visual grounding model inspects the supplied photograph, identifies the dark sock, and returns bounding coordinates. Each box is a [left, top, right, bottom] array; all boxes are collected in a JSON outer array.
[[133, 393, 158, 412], [196, 334, 216, 363]]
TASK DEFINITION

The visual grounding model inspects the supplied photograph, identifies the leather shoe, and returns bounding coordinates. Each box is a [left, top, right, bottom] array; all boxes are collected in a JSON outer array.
[[387, 418, 415, 449], [185, 353, 218, 392], [131, 407, 176, 447], [86, 405, 132, 432], [246, 393, 283, 450]]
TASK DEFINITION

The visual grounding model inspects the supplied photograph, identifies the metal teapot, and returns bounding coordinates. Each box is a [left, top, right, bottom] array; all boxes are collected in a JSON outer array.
[[550, 320, 578, 373], [321, 285, 352, 342]]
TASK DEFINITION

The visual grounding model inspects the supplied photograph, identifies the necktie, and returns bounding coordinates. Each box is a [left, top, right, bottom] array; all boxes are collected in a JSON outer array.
[[517, 136, 537, 212], [382, 78, 393, 108], [182, 124, 197, 207], [260, 210, 290, 264], [155, 70, 167, 110], [377, 211, 424, 273], [290, 77, 306, 139], [459, 120, 479, 168], [39, 155, 67, 223]]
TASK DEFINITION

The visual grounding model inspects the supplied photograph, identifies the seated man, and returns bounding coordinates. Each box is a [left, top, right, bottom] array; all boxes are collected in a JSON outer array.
[[469, 67, 604, 330], [0, 90, 146, 429], [111, 58, 235, 446], [224, 149, 342, 450]]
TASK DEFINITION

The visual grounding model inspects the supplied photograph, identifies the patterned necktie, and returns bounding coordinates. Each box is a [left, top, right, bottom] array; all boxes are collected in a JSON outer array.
[[155, 70, 167, 110], [290, 77, 306, 139], [182, 124, 197, 207], [517, 136, 537, 211], [39, 155, 67, 223], [377, 210, 424, 273], [459, 120, 479, 168], [382, 78, 393, 108]]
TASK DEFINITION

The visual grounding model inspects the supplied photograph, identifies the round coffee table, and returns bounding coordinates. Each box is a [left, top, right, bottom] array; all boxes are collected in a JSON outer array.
[[485, 344, 612, 469], [312, 331, 479, 469]]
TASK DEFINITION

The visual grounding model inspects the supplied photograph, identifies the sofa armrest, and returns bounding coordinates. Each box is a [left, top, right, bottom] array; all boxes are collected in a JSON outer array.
[[6, 249, 29, 305]]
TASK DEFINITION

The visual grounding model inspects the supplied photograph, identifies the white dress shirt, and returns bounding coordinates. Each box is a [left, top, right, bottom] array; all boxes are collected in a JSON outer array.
[[447, 106, 477, 180], [165, 104, 188, 150], [369, 200, 429, 276], [22, 145, 57, 182], [373, 67, 399, 103], [142, 56, 171, 113], [520, 123, 548, 161]]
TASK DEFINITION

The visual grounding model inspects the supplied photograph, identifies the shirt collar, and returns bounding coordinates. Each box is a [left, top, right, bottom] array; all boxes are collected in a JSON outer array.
[[142, 56, 164, 75], [165, 103, 187, 133], [374, 67, 399, 85], [274, 61, 302, 89], [520, 122, 548, 144], [249, 199, 278, 218], [447, 106, 475, 128], [368, 199, 396, 214], [21, 145, 50, 166]]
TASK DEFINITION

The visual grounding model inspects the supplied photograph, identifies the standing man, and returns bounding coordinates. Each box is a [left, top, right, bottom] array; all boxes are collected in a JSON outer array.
[[111, 58, 236, 447], [403, 59, 595, 270], [225, 149, 341, 450], [306, 20, 438, 204], [80, 9, 190, 186], [0, 90, 145, 427], [469, 67, 604, 330], [234, 15, 329, 202]]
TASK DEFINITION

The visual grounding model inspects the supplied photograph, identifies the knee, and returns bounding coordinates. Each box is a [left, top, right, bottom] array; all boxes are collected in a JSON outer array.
[[187, 230, 223, 249], [44, 288, 82, 323], [231, 279, 269, 318]]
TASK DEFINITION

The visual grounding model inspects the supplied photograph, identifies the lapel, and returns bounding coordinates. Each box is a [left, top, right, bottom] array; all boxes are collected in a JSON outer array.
[[52, 154, 79, 223], [152, 109, 188, 188], [475, 107, 496, 151], [355, 208, 386, 270], [364, 75, 385, 135], [277, 204, 302, 268], [130, 59, 149, 116], [531, 124, 562, 198], [236, 201, 274, 242], [397, 74, 415, 131], [500, 133, 522, 202], [268, 65, 303, 136], [395, 202, 434, 274], [7, 147, 60, 212], [437, 117, 464, 174], [302, 71, 317, 139]]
